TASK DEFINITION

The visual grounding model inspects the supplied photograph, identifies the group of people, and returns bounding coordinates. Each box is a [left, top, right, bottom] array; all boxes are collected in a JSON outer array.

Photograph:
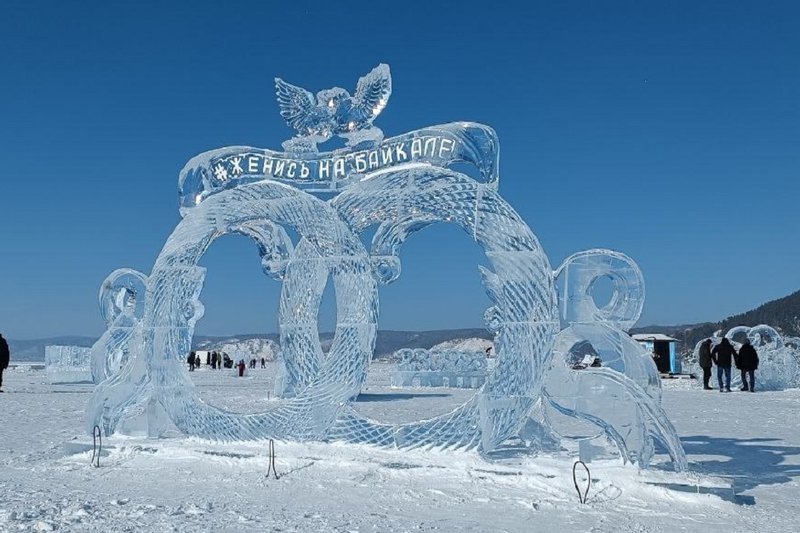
[[248, 357, 267, 369], [187, 350, 234, 371], [698, 337, 760, 392], [0, 333, 10, 393], [187, 351, 268, 376]]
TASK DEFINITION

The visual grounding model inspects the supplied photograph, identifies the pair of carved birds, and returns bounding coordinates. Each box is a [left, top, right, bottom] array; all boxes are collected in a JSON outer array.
[[275, 64, 392, 151]]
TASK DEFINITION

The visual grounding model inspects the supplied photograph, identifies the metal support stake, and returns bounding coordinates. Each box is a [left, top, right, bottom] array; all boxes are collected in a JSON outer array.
[[91, 425, 102, 468], [572, 460, 590, 504], [266, 439, 279, 479]]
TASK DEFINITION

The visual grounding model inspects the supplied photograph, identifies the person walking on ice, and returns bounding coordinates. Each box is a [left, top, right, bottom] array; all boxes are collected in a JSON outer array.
[[0, 333, 10, 392], [712, 337, 737, 392], [698, 338, 713, 390], [737, 338, 759, 392]]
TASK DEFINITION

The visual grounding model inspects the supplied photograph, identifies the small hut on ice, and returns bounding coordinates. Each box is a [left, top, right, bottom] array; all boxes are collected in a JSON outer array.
[[631, 333, 680, 375]]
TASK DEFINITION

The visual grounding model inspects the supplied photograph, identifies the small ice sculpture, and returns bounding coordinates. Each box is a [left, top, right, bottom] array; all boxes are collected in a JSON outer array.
[[45, 345, 92, 384], [276, 64, 391, 152], [540, 250, 687, 470], [86, 65, 687, 469], [691, 325, 800, 391], [391, 348, 488, 389], [90, 268, 147, 383]]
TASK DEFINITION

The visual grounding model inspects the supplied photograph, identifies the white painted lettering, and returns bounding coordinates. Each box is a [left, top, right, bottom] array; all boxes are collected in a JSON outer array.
[[354, 152, 368, 172], [424, 137, 437, 157], [368, 149, 380, 170], [333, 157, 346, 179], [230, 156, 243, 176], [248, 156, 260, 173], [411, 138, 423, 158], [395, 142, 408, 161], [438, 138, 455, 158], [380, 145, 394, 165], [319, 159, 331, 179]]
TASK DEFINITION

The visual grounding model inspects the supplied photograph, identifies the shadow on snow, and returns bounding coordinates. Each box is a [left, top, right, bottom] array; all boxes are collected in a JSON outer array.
[[679, 434, 800, 504]]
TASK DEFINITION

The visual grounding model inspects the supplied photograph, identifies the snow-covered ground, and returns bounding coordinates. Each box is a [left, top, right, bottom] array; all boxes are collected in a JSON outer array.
[[1, 365, 799, 532]]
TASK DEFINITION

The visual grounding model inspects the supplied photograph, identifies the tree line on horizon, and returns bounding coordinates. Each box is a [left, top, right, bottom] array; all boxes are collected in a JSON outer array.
[[634, 289, 800, 354]]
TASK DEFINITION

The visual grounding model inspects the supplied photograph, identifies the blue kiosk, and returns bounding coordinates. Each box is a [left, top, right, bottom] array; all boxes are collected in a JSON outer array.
[[632, 333, 681, 375]]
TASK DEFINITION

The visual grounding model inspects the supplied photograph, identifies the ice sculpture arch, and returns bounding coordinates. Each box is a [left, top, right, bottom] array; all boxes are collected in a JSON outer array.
[[89, 181, 378, 439], [87, 64, 687, 468], [329, 168, 558, 450]]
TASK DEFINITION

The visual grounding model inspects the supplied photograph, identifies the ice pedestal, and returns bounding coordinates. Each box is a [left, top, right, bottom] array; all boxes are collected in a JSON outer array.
[[118, 397, 173, 438]]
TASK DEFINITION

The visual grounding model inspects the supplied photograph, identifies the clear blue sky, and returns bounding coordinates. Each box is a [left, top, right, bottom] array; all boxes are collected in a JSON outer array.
[[1, 1, 798, 339]]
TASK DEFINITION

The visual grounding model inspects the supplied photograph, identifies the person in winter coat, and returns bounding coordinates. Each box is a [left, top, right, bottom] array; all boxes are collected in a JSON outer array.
[[736, 338, 759, 392], [698, 339, 713, 390], [237, 359, 246, 377], [188, 351, 196, 372], [0, 333, 10, 392], [711, 337, 737, 392]]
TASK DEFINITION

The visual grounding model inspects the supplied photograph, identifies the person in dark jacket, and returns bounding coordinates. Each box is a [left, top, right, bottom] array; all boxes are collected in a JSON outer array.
[[737, 338, 759, 392], [711, 337, 737, 392], [698, 339, 713, 390], [188, 351, 196, 372], [0, 333, 10, 392]]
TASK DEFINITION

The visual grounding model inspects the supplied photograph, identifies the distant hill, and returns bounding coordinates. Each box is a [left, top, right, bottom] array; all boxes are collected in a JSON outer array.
[[194, 329, 492, 360], [633, 289, 800, 354], [7, 328, 492, 362], [719, 290, 800, 335], [6, 336, 96, 362], [372, 329, 492, 357], [194, 336, 280, 362]]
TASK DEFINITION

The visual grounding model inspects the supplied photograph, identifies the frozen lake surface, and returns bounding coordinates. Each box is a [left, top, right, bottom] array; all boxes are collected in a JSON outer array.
[[1, 364, 799, 532]]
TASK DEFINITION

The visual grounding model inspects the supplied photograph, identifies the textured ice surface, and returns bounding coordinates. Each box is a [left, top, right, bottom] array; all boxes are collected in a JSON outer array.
[[86, 66, 685, 468], [276, 64, 392, 152], [45, 345, 92, 384], [541, 250, 687, 470], [90, 268, 148, 384], [690, 325, 800, 391], [391, 348, 488, 389], [396, 348, 488, 372]]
